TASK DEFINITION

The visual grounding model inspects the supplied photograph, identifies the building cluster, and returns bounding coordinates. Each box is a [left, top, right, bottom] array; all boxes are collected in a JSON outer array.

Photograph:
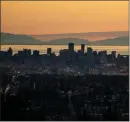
[[0, 42, 129, 120], [0, 43, 129, 76]]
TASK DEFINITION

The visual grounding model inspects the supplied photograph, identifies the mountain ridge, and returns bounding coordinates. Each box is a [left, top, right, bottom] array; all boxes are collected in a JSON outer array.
[[31, 31, 128, 42], [42, 36, 129, 46], [1, 32, 129, 46], [1, 32, 43, 45], [30, 31, 128, 36]]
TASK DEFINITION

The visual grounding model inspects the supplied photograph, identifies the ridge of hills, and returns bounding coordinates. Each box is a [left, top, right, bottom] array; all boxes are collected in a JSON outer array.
[[1, 32, 43, 45], [1, 32, 129, 46]]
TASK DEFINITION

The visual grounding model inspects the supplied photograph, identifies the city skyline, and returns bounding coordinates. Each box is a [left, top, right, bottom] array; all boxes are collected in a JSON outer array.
[[1, 1, 128, 35], [0, 1, 129, 121]]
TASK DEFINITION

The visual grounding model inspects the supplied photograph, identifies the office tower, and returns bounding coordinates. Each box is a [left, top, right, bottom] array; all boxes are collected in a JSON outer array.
[[100, 51, 107, 64], [103, 50, 107, 56], [117, 54, 121, 59], [59, 49, 70, 57], [112, 51, 116, 60], [22, 49, 31, 57], [27, 49, 31, 56], [98, 51, 102, 57], [18, 51, 23, 57], [7, 47, 13, 56], [87, 47, 93, 54], [23, 49, 28, 57], [47, 48, 52, 55], [86, 47, 94, 68], [93, 51, 98, 56], [81, 44, 85, 52], [33, 50, 39, 56], [68, 43, 74, 51]]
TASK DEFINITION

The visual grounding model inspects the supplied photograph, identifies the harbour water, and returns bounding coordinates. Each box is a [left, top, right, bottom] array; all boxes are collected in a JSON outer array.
[[1, 45, 129, 56]]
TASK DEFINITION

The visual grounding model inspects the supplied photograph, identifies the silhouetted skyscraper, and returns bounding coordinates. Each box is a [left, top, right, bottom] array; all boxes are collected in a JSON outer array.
[[23, 49, 29, 57], [100, 51, 107, 64], [68, 43, 74, 51], [98, 51, 102, 57], [81, 44, 85, 52], [87, 47, 94, 68], [112, 51, 116, 60], [7, 47, 13, 56], [103, 50, 107, 56], [47, 48, 52, 55], [33, 50, 39, 56], [18, 50, 24, 57], [87, 47, 93, 54], [27, 49, 31, 56], [117, 54, 121, 59], [93, 51, 98, 56]]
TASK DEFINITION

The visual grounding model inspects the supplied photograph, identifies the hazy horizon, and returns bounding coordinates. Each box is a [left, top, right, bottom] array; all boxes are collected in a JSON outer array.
[[31, 31, 128, 35], [1, 30, 128, 36]]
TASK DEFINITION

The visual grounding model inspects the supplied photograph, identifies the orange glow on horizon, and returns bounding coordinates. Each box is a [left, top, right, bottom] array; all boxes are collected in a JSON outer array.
[[1, 1, 128, 35]]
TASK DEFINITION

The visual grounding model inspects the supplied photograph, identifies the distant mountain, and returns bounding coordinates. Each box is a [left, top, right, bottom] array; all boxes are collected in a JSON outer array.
[[42, 36, 129, 46], [1, 32, 43, 45], [1, 32, 129, 46], [43, 38, 90, 45], [91, 36, 129, 46], [31, 31, 128, 42]]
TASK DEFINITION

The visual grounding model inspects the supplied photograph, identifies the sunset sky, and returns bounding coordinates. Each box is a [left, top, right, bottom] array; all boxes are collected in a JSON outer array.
[[1, 1, 128, 35]]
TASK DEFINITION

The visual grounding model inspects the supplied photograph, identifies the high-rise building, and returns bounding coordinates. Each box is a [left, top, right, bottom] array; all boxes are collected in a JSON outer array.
[[68, 43, 74, 51], [81, 44, 85, 52], [7, 47, 13, 56], [103, 50, 107, 56], [86, 47, 94, 68], [33, 50, 39, 56], [100, 51, 107, 64], [117, 54, 121, 59], [87, 47, 93, 54], [112, 51, 116, 60], [93, 51, 98, 56], [27, 49, 31, 56], [47, 48, 52, 55], [23, 49, 29, 57], [18, 50, 27, 57], [98, 51, 102, 57]]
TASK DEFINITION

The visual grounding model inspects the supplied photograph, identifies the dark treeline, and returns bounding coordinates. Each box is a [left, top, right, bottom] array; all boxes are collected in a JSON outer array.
[[1, 74, 129, 121]]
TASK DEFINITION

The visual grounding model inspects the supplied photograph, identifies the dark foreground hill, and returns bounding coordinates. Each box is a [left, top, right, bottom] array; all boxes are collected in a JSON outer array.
[[1, 73, 129, 121]]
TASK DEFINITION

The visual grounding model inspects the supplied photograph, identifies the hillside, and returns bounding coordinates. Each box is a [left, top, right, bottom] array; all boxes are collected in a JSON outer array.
[[31, 31, 128, 42], [0, 32, 129, 46], [1, 32, 43, 45], [43, 38, 90, 45], [42, 36, 129, 46], [91, 36, 129, 46]]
